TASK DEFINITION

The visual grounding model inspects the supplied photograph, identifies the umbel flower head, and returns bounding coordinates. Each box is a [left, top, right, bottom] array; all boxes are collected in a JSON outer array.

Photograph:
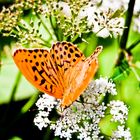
[[0, 0, 126, 46], [44, 0, 125, 38], [34, 77, 131, 139]]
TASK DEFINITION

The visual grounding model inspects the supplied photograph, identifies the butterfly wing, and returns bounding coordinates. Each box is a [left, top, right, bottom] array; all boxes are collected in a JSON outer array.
[[50, 42, 85, 77], [13, 48, 64, 99], [61, 46, 102, 107], [13, 42, 102, 108]]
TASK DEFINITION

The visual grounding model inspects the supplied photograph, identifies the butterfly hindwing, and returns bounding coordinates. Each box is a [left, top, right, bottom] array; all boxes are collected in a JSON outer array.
[[61, 46, 102, 107]]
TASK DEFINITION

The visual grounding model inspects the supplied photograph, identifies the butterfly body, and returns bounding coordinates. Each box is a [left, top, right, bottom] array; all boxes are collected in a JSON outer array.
[[13, 42, 102, 108]]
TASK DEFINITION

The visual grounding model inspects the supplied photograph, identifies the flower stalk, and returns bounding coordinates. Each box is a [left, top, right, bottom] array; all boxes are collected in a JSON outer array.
[[120, 0, 136, 50]]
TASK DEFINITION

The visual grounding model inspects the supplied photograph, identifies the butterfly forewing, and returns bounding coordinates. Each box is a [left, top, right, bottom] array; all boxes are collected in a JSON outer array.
[[13, 48, 64, 99]]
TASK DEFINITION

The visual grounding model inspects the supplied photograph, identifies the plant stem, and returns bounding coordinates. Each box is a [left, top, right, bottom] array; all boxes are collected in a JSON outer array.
[[49, 16, 59, 40], [49, 16, 62, 41], [20, 93, 38, 114], [127, 39, 140, 53], [2, 71, 21, 122], [120, 0, 136, 50], [71, 34, 79, 43], [35, 12, 53, 40]]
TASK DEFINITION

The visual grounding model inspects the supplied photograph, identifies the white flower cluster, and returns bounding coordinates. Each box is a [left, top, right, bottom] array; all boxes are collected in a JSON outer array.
[[92, 77, 117, 95], [42, 0, 125, 38], [34, 94, 59, 130], [80, 6, 125, 38], [55, 0, 140, 35], [111, 125, 132, 140], [100, 0, 140, 34], [51, 102, 106, 140], [34, 77, 131, 139], [108, 100, 128, 124]]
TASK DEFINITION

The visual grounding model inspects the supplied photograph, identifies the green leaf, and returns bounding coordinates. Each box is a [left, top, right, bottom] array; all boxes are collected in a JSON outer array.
[[9, 136, 22, 140], [111, 60, 131, 81]]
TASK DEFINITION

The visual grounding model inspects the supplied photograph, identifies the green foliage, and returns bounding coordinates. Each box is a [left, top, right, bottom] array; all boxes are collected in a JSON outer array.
[[112, 60, 130, 81]]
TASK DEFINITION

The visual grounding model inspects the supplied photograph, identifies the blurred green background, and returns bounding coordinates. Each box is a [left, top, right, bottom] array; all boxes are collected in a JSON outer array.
[[0, 0, 140, 140]]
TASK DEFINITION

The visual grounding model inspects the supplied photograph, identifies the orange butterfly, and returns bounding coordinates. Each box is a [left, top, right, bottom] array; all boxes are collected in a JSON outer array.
[[13, 42, 102, 108]]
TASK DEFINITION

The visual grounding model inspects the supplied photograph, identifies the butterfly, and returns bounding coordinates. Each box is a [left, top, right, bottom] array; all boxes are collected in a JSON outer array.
[[13, 41, 102, 108]]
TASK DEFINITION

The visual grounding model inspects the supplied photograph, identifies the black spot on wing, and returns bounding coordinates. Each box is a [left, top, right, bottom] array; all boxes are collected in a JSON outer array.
[[39, 54, 42, 57], [13, 51, 17, 57], [51, 54, 54, 59], [64, 45, 68, 50], [39, 70, 44, 75], [60, 47, 62, 51], [75, 47, 78, 51], [30, 60, 32, 63], [45, 85, 47, 90], [29, 50, 33, 53], [69, 48, 74, 53], [73, 58, 76, 62], [68, 53, 71, 58], [64, 51, 66, 55], [55, 50, 58, 53], [50, 84, 53, 92], [62, 42, 66, 46], [75, 53, 80, 58], [68, 42, 72, 47], [52, 44, 55, 49], [33, 55, 37, 59], [32, 66, 37, 72], [40, 50, 44, 53], [34, 75, 38, 81], [64, 68, 68, 71], [36, 62, 39, 66], [58, 64, 63, 68], [41, 62, 44, 66], [40, 79, 45, 85], [60, 54, 63, 59], [34, 49, 39, 53]]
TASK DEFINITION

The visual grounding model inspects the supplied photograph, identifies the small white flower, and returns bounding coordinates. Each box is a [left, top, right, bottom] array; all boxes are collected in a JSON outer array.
[[53, 1, 71, 17], [133, 14, 140, 33], [34, 110, 50, 130], [58, 1, 71, 17], [35, 94, 58, 111], [39, 4, 49, 15], [93, 77, 117, 95], [108, 100, 128, 124], [134, 0, 140, 14], [112, 125, 132, 140], [100, 0, 129, 11]]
